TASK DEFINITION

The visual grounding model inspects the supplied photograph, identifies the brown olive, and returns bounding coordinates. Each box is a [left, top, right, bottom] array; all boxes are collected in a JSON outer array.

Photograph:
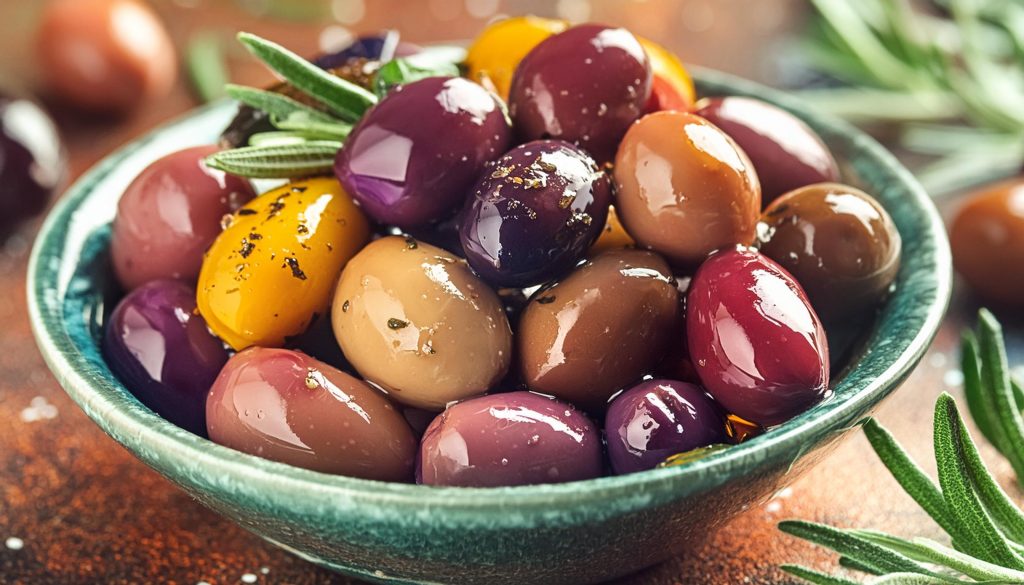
[[613, 111, 761, 269], [517, 248, 680, 412], [950, 177, 1024, 307], [758, 182, 901, 325], [332, 236, 512, 410]]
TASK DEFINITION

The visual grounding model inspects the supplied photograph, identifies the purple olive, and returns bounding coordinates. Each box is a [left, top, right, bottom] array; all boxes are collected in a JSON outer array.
[[0, 93, 64, 233], [686, 248, 830, 426], [459, 140, 612, 287], [312, 32, 420, 69], [694, 97, 839, 204], [102, 280, 229, 436], [509, 24, 651, 163], [206, 347, 417, 481], [417, 391, 603, 487], [334, 76, 512, 228], [605, 379, 727, 475]]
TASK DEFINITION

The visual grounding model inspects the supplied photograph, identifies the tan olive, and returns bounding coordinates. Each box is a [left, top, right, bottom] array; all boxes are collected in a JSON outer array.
[[332, 236, 512, 410], [517, 249, 680, 412], [950, 177, 1024, 307], [613, 111, 761, 269]]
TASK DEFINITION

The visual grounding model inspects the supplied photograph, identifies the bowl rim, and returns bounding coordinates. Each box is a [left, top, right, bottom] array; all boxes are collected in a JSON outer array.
[[27, 66, 952, 524]]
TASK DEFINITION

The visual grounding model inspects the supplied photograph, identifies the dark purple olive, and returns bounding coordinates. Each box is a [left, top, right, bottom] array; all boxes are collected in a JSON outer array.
[[312, 31, 420, 69], [694, 96, 839, 204], [509, 24, 651, 162], [687, 248, 829, 426], [459, 140, 612, 287], [102, 280, 229, 436], [0, 93, 64, 232], [206, 347, 417, 481], [335, 76, 512, 228], [417, 391, 603, 486], [605, 379, 727, 475]]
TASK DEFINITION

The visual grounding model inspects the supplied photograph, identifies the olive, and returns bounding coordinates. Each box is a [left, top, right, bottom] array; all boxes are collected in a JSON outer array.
[[312, 32, 420, 70], [614, 111, 761, 269], [206, 347, 416, 481], [102, 280, 228, 436], [605, 379, 727, 475], [509, 24, 651, 163], [687, 248, 830, 426], [589, 205, 636, 254], [465, 16, 568, 98], [950, 177, 1024, 307], [0, 93, 64, 233], [334, 76, 512, 228], [518, 249, 680, 412], [36, 0, 175, 112], [459, 140, 612, 287], [417, 391, 603, 487], [332, 236, 512, 410], [197, 177, 370, 350], [758, 182, 901, 325], [639, 37, 696, 113], [111, 146, 256, 291], [695, 97, 839, 204]]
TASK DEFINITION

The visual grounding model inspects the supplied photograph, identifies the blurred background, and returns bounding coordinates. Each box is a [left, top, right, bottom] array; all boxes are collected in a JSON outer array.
[[0, 1, 1021, 583]]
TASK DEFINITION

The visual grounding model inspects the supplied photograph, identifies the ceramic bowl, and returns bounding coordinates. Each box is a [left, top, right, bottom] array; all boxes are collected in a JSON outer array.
[[27, 67, 951, 585]]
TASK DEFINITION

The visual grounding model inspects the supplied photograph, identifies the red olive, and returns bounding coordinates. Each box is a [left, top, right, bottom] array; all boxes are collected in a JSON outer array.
[[950, 177, 1024, 307]]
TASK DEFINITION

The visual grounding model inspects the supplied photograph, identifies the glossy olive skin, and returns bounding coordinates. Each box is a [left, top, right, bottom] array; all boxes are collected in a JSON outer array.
[[465, 16, 568, 98], [417, 391, 602, 487], [111, 146, 255, 291], [197, 177, 370, 350], [334, 76, 512, 228], [758, 183, 901, 325], [509, 24, 651, 163], [459, 140, 612, 287], [0, 94, 64, 232], [614, 111, 761, 269], [518, 249, 679, 412], [639, 37, 696, 113], [695, 97, 839, 204], [951, 178, 1024, 307], [206, 348, 416, 481], [605, 379, 727, 475], [687, 248, 830, 427], [102, 280, 228, 436], [332, 236, 513, 410]]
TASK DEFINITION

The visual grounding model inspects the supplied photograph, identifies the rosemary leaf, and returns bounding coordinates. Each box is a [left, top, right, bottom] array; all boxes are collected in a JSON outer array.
[[978, 309, 1024, 486], [780, 565, 860, 585], [374, 56, 461, 97], [247, 131, 312, 147], [237, 32, 376, 122], [837, 555, 883, 575], [186, 32, 228, 103], [870, 574, 964, 584], [954, 407, 1024, 545], [852, 530, 1024, 582], [271, 112, 352, 140], [225, 85, 338, 125], [778, 521, 939, 577], [963, 331, 1012, 457], [203, 141, 341, 179]]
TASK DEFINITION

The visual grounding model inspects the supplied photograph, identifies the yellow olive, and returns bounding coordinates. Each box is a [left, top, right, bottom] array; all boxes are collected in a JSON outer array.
[[197, 177, 370, 350], [465, 15, 568, 99], [332, 236, 512, 411]]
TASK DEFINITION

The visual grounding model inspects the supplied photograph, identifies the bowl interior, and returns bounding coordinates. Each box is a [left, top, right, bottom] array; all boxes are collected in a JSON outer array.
[[27, 66, 951, 525]]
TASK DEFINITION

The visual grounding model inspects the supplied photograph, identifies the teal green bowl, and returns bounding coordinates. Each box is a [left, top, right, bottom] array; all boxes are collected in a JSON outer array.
[[28, 69, 951, 585]]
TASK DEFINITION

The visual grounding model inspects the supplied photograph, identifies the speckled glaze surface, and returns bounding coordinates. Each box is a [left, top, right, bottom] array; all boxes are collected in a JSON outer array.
[[27, 66, 951, 585]]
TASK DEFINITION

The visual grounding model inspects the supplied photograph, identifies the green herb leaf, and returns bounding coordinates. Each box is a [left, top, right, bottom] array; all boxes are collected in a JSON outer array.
[[246, 131, 309, 147], [203, 141, 341, 178], [374, 55, 461, 98], [780, 565, 860, 585], [225, 84, 338, 125], [237, 32, 377, 122], [852, 530, 1024, 582], [185, 32, 229, 103], [271, 111, 352, 140], [778, 521, 940, 577], [977, 309, 1024, 486]]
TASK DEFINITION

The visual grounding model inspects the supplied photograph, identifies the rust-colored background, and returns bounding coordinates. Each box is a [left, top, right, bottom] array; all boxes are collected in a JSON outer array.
[[1, 1, 1020, 583]]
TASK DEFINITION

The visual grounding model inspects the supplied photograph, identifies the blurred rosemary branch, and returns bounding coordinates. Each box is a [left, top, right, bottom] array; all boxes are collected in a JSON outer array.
[[799, 0, 1024, 197]]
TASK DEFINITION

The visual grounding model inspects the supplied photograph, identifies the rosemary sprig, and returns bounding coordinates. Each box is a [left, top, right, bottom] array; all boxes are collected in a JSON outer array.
[[204, 141, 341, 178], [782, 311, 1024, 584]]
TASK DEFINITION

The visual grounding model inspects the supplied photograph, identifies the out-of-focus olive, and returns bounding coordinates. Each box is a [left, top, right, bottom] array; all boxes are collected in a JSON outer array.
[[332, 236, 512, 410], [417, 391, 603, 487], [465, 16, 568, 99], [197, 177, 370, 350], [687, 248, 830, 427], [334, 76, 512, 228], [509, 24, 651, 163], [0, 93, 64, 232], [459, 140, 612, 287], [639, 37, 696, 113], [111, 146, 255, 291], [758, 182, 901, 325], [695, 97, 839, 204], [589, 205, 636, 254], [36, 0, 175, 112], [605, 379, 726, 475], [950, 177, 1024, 307], [102, 280, 228, 436], [518, 249, 679, 412], [206, 347, 416, 481], [614, 111, 761, 269], [312, 32, 420, 70]]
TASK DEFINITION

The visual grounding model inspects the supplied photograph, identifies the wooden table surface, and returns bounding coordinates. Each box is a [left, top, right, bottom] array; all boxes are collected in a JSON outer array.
[[1, 1, 1021, 584]]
